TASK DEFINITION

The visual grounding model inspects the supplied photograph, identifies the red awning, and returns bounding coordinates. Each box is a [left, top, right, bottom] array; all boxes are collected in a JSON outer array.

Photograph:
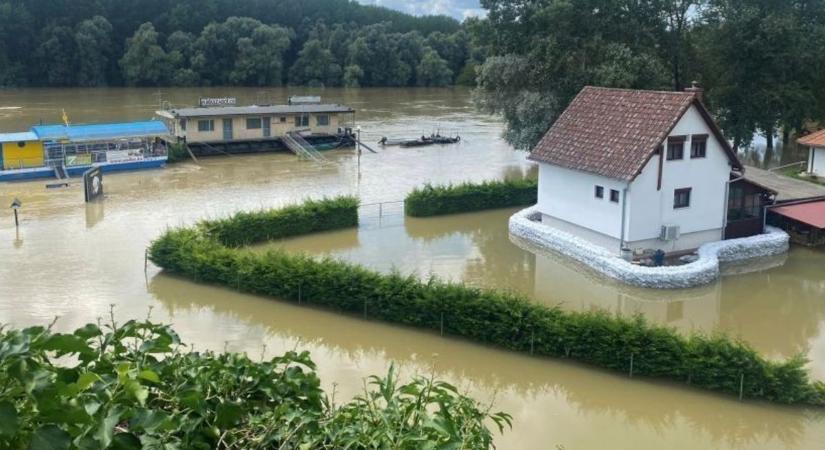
[[771, 200, 825, 229]]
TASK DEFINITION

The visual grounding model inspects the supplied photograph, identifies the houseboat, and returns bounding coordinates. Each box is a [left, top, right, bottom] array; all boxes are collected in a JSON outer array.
[[155, 96, 357, 157], [0, 121, 170, 182]]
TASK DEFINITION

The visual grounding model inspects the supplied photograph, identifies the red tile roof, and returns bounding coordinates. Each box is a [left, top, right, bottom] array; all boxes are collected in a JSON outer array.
[[529, 86, 741, 181], [798, 129, 825, 148], [771, 200, 825, 229]]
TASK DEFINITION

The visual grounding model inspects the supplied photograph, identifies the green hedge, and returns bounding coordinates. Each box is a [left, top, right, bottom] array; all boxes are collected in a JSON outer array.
[[199, 196, 359, 247], [149, 202, 825, 406], [166, 142, 189, 163], [404, 178, 538, 217]]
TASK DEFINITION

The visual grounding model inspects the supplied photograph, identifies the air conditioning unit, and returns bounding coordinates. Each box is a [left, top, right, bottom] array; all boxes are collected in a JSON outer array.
[[660, 224, 680, 241]]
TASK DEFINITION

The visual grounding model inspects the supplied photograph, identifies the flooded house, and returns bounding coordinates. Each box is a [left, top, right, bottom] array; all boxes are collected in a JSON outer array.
[[0, 120, 170, 181], [155, 96, 356, 157], [798, 128, 825, 177], [527, 84, 768, 256]]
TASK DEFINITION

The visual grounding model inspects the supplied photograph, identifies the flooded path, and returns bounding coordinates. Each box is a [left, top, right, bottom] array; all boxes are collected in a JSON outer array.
[[1, 87, 824, 449]]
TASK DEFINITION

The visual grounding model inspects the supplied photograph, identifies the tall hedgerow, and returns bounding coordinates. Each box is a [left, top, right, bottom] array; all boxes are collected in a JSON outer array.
[[149, 199, 825, 406], [405, 178, 537, 217]]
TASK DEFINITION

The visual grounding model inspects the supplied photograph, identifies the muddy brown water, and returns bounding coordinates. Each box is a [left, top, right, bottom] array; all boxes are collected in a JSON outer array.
[[1, 87, 824, 449]]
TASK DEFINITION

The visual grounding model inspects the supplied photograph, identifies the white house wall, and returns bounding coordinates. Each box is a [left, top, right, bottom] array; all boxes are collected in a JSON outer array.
[[810, 147, 825, 176], [536, 163, 628, 251], [625, 104, 730, 251]]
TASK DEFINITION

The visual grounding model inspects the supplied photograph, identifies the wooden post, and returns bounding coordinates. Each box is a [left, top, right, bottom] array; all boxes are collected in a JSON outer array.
[[13, 209, 19, 229], [440, 312, 444, 336], [629, 353, 635, 377], [739, 373, 744, 400]]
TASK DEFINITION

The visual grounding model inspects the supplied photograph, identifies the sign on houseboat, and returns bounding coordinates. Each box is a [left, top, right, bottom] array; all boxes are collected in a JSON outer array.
[[199, 97, 238, 107]]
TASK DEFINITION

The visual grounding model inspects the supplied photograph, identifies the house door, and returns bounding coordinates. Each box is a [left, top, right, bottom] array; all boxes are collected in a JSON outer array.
[[263, 117, 271, 137], [222, 119, 233, 140]]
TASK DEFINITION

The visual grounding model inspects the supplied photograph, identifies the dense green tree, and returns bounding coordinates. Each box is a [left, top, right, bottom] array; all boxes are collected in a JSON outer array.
[[343, 64, 363, 87], [74, 16, 113, 87], [416, 48, 453, 87], [289, 39, 342, 86], [37, 26, 77, 86], [120, 23, 171, 86], [347, 23, 412, 86]]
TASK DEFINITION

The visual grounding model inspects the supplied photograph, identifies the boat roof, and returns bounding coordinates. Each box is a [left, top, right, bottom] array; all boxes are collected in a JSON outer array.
[[0, 131, 38, 143], [32, 121, 170, 142], [160, 104, 354, 118]]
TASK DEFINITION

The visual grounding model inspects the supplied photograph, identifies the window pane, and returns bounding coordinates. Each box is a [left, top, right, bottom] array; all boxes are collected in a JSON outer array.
[[610, 189, 620, 202], [595, 185, 604, 198], [316, 115, 330, 126], [246, 118, 262, 129]]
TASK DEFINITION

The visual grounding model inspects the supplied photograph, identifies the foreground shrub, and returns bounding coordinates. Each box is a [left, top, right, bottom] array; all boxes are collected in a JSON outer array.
[[149, 202, 825, 406], [405, 178, 537, 217], [0, 319, 510, 449]]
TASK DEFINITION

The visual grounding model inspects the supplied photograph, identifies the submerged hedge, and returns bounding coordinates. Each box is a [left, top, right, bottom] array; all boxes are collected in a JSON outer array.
[[149, 200, 825, 406], [405, 178, 538, 217], [200, 196, 359, 247]]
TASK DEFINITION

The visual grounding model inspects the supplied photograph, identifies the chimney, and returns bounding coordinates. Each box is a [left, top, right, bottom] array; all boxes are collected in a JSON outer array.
[[684, 81, 703, 101]]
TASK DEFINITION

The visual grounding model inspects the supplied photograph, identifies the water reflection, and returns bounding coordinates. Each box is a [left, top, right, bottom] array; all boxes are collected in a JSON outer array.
[[148, 274, 823, 449]]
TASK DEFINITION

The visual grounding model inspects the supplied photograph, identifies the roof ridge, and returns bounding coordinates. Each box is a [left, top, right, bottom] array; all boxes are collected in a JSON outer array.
[[583, 85, 696, 96]]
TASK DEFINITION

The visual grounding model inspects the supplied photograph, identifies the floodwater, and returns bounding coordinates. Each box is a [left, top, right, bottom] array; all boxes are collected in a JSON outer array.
[[1, 87, 824, 449]]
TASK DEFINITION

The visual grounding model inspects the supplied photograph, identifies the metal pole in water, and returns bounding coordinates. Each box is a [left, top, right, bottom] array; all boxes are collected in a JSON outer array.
[[530, 331, 535, 355], [629, 353, 634, 377], [363, 298, 367, 318], [739, 373, 744, 400], [298, 284, 302, 304], [440, 313, 444, 336], [144, 249, 148, 274]]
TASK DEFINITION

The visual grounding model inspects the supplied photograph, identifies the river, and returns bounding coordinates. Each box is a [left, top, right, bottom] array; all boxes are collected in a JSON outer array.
[[1, 87, 824, 449]]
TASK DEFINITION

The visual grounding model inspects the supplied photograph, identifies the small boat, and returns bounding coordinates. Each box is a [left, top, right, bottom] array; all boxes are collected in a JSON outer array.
[[379, 133, 460, 148]]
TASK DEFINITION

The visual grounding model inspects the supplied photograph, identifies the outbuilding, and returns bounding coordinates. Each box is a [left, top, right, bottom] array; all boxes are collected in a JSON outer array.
[[799, 129, 825, 177]]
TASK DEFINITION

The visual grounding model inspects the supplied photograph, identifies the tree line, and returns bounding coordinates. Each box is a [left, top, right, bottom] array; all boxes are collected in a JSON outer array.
[[472, 0, 825, 150], [0, 0, 473, 88]]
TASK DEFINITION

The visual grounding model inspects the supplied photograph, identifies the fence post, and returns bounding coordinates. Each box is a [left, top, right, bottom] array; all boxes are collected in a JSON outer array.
[[440, 312, 444, 336], [739, 373, 744, 400], [629, 353, 635, 378]]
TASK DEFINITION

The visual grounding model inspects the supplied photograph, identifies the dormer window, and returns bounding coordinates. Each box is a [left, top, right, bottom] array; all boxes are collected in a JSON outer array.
[[666, 136, 686, 160], [691, 134, 708, 158]]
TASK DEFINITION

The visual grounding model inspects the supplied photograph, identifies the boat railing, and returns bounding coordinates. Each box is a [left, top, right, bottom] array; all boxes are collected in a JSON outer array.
[[283, 131, 328, 164]]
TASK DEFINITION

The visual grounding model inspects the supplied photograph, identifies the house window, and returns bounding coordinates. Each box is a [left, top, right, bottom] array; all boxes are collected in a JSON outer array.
[[595, 185, 604, 199], [316, 114, 330, 126], [667, 136, 686, 160], [610, 189, 620, 203], [674, 188, 692, 209], [246, 117, 262, 129], [197, 120, 214, 132], [294, 116, 309, 127], [691, 135, 707, 158]]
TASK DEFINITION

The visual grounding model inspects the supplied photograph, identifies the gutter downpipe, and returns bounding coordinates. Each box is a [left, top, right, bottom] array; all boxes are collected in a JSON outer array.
[[722, 167, 746, 240], [620, 184, 630, 256]]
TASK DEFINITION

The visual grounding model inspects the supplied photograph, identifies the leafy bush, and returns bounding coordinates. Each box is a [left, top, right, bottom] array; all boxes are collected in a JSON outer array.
[[200, 196, 359, 247], [148, 201, 825, 406], [405, 178, 538, 217], [165, 142, 189, 163], [0, 319, 510, 449]]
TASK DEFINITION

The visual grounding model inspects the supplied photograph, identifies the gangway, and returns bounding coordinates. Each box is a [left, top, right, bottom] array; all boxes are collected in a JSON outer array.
[[53, 165, 69, 180], [283, 131, 328, 164]]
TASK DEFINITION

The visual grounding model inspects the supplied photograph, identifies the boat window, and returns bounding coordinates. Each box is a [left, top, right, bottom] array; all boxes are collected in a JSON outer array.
[[17, 141, 26, 148], [197, 120, 214, 132], [179, 119, 186, 131], [294, 116, 309, 127], [316, 115, 330, 126], [246, 118, 262, 129], [280, 117, 287, 123]]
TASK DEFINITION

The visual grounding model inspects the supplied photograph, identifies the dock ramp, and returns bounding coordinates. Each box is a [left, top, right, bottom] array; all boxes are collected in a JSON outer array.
[[54, 165, 69, 180], [283, 132, 328, 164]]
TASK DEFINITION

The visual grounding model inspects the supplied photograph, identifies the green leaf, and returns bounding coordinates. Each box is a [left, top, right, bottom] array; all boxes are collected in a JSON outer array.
[[215, 401, 244, 429], [96, 408, 122, 448], [0, 401, 19, 437], [131, 409, 169, 433], [111, 433, 142, 450], [74, 324, 102, 339], [125, 380, 149, 406], [40, 334, 94, 357], [29, 425, 71, 450], [75, 372, 102, 392], [138, 369, 160, 384]]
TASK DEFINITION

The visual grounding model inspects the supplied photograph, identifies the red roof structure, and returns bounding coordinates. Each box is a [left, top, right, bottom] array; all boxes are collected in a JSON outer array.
[[771, 200, 825, 229], [798, 129, 825, 148], [529, 86, 742, 181]]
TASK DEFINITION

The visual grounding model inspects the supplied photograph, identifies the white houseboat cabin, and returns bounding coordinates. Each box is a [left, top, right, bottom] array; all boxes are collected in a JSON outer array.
[[155, 96, 356, 156], [529, 85, 758, 256]]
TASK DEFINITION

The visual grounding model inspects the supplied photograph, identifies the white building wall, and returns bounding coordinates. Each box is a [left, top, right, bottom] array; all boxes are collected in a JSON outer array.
[[810, 147, 825, 176], [624, 105, 731, 252], [536, 163, 628, 252]]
